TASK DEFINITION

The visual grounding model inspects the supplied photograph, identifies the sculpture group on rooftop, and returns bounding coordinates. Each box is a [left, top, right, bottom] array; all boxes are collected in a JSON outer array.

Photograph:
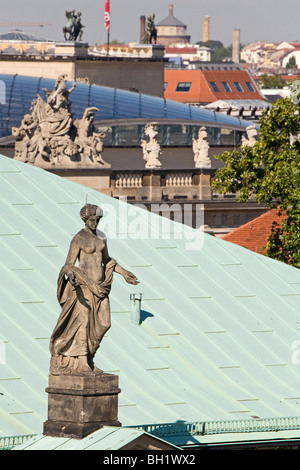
[[12, 74, 109, 167], [63, 10, 85, 41]]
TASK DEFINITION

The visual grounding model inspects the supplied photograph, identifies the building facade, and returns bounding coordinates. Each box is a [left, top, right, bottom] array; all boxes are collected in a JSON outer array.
[[164, 66, 266, 105], [0, 31, 166, 97], [156, 5, 190, 47]]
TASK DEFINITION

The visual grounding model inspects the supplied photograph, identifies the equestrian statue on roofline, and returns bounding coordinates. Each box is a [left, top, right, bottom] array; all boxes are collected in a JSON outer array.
[[63, 10, 85, 41]]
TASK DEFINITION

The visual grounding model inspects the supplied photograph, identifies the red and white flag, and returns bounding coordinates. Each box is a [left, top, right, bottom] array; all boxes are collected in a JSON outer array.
[[104, 0, 110, 31]]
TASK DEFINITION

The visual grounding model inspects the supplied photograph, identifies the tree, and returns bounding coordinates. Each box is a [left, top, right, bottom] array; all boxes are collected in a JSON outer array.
[[110, 39, 125, 45], [212, 96, 300, 267], [212, 44, 232, 61], [286, 55, 297, 69], [195, 40, 232, 61], [259, 73, 287, 89], [196, 40, 223, 50]]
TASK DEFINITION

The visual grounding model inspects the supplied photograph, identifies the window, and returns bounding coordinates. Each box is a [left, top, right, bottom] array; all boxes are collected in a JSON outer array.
[[245, 81, 255, 92], [164, 82, 168, 91], [209, 81, 220, 92], [222, 81, 232, 92], [233, 82, 244, 92], [176, 82, 191, 92]]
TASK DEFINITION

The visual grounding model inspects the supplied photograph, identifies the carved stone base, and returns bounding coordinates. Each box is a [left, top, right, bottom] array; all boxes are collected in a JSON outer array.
[[43, 373, 121, 439]]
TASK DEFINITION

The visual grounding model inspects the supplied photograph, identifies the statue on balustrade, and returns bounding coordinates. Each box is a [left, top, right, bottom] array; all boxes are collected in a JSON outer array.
[[12, 74, 109, 167], [50, 203, 139, 376], [192, 126, 211, 169], [141, 122, 162, 168]]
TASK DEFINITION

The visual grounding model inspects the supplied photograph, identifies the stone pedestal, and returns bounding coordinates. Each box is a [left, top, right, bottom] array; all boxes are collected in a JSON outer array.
[[43, 373, 121, 439], [55, 41, 89, 57], [133, 43, 165, 58], [193, 171, 212, 200], [47, 167, 112, 195]]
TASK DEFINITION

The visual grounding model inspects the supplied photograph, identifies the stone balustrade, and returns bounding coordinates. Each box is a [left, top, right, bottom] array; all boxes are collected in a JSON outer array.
[[47, 167, 213, 201], [115, 173, 143, 188], [165, 172, 193, 187], [46, 166, 266, 233], [110, 169, 212, 201]]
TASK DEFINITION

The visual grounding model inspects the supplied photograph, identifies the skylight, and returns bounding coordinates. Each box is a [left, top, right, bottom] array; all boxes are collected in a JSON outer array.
[[233, 82, 244, 92], [209, 81, 220, 92], [245, 81, 255, 92], [176, 82, 192, 92], [222, 81, 232, 92]]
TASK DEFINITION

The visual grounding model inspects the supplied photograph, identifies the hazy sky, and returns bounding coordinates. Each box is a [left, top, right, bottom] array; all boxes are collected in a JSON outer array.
[[1, 0, 300, 47]]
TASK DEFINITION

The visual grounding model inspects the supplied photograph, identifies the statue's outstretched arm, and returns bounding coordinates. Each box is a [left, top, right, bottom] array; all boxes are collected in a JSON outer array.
[[103, 239, 139, 285]]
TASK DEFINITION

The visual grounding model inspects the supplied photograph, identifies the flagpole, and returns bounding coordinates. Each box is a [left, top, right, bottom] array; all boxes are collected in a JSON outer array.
[[104, 0, 110, 57]]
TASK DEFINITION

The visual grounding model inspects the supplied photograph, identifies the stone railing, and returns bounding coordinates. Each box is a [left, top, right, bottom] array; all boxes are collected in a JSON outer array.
[[165, 172, 193, 187], [110, 169, 212, 201], [115, 172, 143, 188], [90, 44, 165, 59]]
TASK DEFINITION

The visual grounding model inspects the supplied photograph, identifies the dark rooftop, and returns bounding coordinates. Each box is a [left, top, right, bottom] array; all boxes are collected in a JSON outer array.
[[0, 29, 52, 42], [156, 5, 186, 27]]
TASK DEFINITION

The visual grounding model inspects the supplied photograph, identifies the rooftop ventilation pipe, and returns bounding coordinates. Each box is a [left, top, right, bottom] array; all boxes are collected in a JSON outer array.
[[130, 293, 143, 325]]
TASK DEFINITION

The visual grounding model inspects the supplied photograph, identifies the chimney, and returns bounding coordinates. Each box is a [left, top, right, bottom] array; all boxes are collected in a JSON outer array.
[[140, 15, 146, 43], [203, 16, 210, 42], [169, 4, 174, 16], [232, 28, 240, 63]]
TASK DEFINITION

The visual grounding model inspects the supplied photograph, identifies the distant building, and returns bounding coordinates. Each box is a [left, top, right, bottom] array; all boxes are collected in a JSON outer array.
[[241, 40, 300, 72], [0, 73, 266, 236], [164, 65, 266, 105], [164, 44, 211, 65], [0, 29, 54, 55], [156, 4, 190, 46], [0, 30, 166, 98]]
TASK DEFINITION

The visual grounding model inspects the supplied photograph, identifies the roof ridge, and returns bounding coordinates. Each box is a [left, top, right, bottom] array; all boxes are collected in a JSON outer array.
[[156, 14, 186, 27]]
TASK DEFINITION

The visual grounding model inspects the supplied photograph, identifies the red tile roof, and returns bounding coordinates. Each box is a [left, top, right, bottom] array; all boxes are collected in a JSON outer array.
[[221, 208, 285, 255], [165, 47, 197, 54], [164, 69, 265, 104]]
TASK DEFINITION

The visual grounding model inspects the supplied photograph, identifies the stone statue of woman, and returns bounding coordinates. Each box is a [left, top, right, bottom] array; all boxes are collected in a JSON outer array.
[[49, 204, 139, 376]]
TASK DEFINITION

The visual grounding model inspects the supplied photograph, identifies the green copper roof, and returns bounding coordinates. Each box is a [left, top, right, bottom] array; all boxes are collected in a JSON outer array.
[[1, 154, 300, 444], [11, 426, 180, 451]]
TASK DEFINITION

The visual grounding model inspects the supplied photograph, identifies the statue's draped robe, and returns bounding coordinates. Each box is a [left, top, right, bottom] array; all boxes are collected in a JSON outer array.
[[49, 258, 117, 375], [142, 139, 161, 168]]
